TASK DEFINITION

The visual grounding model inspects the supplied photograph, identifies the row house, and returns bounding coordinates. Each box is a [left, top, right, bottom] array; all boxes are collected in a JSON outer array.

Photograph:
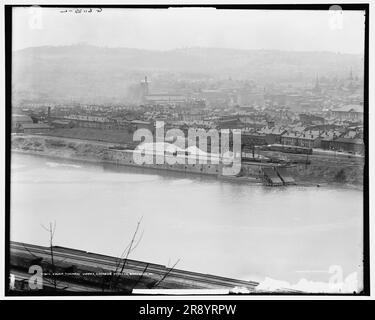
[[297, 131, 322, 149], [280, 132, 300, 146], [281, 130, 322, 149], [320, 130, 342, 150], [258, 126, 287, 144], [241, 132, 268, 147], [330, 137, 365, 155]]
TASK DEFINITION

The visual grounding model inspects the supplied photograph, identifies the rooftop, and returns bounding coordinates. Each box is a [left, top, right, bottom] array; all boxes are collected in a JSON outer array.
[[12, 114, 33, 122], [332, 104, 363, 113], [21, 123, 51, 129]]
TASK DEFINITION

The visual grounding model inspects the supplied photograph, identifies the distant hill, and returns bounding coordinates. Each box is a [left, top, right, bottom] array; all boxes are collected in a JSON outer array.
[[12, 44, 364, 105]]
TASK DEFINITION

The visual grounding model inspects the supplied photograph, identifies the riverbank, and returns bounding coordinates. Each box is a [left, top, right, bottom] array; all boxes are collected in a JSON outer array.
[[11, 149, 364, 285], [259, 149, 364, 187], [11, 134, 364, 189]]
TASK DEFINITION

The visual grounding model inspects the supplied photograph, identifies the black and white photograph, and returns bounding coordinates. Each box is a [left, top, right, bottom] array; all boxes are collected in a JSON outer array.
[[2, 2, 372, 303]]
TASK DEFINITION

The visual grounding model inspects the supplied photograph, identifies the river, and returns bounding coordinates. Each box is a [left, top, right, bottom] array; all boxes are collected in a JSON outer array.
[[10, 153, 363, 289]]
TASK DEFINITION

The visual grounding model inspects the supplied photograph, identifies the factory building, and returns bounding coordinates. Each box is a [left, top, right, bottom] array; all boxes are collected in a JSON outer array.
[[144, 94, 187, 105], [140, 76, 187, 106], [12, 114, 33, 132], [330, 105, 363, 122], [20, 123, 51, 134]]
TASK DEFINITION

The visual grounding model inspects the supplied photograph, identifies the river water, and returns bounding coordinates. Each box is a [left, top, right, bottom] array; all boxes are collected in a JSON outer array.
[[10, 153, 363, 288]]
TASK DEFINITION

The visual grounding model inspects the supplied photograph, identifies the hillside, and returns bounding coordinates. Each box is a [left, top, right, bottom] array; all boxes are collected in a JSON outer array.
[[12, 44, 364, 105]]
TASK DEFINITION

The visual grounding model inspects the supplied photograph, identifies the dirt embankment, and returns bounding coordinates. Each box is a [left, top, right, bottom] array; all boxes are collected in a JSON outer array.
[[259, 150, 364, 187], [11, 135, 364, 188], [11, 135, 108, 161], [290, 164, 363, 187]]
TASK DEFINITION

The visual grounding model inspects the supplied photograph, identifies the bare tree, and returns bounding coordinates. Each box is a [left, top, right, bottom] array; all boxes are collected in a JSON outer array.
[[152, 258, 181, 289], [130, 263, 150, 291], [109, 217, 144, 291], [41, 221, 57, 290]]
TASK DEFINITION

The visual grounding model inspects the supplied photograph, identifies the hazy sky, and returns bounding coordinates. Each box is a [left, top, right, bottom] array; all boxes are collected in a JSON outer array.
[[13, 7, 366, 54]]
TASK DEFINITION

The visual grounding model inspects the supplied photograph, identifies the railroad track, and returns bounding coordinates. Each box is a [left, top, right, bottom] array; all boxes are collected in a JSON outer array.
[[10, 241, 259, 291]]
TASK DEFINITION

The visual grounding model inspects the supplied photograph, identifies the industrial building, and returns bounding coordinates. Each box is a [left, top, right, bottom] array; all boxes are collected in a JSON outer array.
[[20, 123, 51, 134], [12, 114, 33, 132]]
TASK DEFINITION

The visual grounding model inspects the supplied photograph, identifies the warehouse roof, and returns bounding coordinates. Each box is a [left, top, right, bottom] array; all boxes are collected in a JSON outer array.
[[21, 123, 51, 129]]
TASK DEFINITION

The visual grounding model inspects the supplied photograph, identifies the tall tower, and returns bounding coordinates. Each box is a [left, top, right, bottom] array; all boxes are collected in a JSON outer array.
[[315, 74, 319, 88], [141, 76, 149, 96], [349, 67, 353, 80], [313, 74, 321, 93]]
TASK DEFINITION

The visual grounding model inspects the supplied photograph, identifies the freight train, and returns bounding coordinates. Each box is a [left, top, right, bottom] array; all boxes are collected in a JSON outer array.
[[261, 144, 313, 155]]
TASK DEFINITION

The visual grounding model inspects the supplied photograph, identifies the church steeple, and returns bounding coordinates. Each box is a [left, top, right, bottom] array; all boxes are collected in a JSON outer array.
[[349, 67, 353, 80], [312, 74, 322, 94], [314, 74, 320, 90]]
